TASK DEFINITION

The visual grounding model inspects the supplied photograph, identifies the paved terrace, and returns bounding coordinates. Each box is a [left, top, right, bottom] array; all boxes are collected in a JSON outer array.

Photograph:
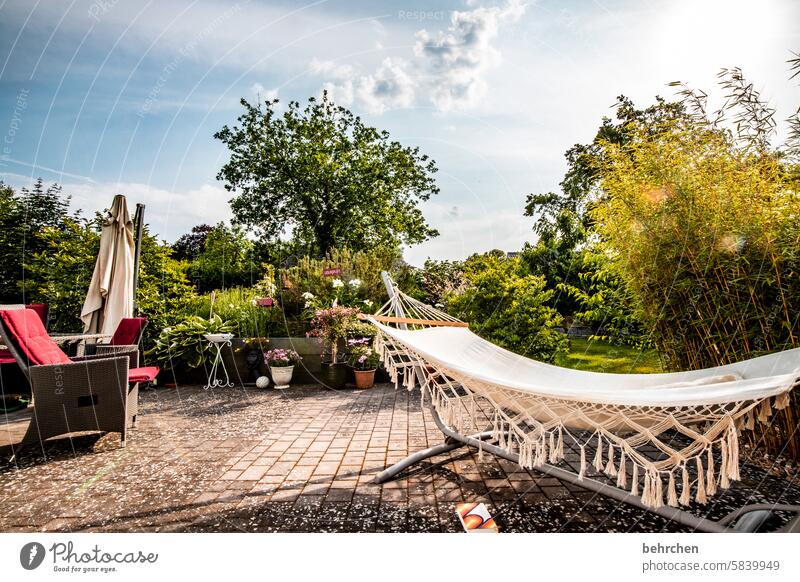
[[1, 384, 798, 533]]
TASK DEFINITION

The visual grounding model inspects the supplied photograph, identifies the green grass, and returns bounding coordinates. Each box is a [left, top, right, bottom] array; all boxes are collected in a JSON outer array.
[[555, 337, 663, 374]]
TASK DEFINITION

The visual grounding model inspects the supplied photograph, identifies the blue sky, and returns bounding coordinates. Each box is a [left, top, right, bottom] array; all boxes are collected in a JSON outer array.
[[1, 0, 798, 265]]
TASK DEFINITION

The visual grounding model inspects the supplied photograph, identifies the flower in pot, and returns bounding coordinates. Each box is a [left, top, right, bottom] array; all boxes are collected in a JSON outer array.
[[308, 306, 360, 389], [347, 338, 380, 389], [264, 348, 302, 390]]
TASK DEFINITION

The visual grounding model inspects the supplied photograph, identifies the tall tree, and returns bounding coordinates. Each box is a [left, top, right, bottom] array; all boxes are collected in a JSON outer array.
[[215, 92, 439, 255], [0, 179, 72, 301]]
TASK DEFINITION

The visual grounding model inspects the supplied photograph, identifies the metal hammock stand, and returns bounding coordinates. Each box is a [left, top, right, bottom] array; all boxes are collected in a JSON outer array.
[[367, 272, 800, 533]]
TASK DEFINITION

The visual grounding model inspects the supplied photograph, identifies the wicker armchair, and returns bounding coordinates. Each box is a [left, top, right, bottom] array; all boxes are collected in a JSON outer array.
[[0, 309, 158, 449]]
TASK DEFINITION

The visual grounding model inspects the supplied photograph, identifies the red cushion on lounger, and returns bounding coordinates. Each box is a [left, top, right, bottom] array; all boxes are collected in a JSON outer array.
[[26, 304, 48, 326], [0, 350, 16, 364], [128, 366, 159, 383], [111, 317, 148, 346], [0, 309, 70, 366]]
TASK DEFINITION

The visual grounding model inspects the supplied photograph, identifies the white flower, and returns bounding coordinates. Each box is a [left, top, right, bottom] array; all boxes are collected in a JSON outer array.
[[363, 299, 373, 307], [250, 299, 257, 306], [332, 278, 344, 288], [348, 278, 361, 288], [304, 301, 312, 308], [301, 291, 315, 300]]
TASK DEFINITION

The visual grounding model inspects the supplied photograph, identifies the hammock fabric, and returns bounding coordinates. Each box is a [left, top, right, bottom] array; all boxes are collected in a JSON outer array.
[[368, 288, 799, 509]]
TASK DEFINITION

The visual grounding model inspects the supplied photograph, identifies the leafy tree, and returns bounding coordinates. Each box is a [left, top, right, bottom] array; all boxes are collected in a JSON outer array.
[[215, 92, 440, 254], [447, 253, 568, 362], [172, 224, 214, 261], [0, 179, 73, 301], [136, 227, 198, 349], [24, 219, 100, 331], [521, 97, 689, 321], [187, 222, 255, 292]]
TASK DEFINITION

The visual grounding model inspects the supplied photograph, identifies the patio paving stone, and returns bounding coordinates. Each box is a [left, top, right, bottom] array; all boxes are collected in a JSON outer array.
[[1, 383, 799, 532]]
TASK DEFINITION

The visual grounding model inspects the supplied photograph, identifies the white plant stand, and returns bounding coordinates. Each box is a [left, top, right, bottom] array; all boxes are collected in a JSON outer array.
[[204, 333, 235, 390]]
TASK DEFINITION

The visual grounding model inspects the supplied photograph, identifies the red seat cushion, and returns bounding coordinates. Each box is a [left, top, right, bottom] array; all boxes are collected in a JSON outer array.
[[26, 304, 48, 327], [128, 366, 159, 383], [111, 317, 148, 346], [0, 309, 70, 366]]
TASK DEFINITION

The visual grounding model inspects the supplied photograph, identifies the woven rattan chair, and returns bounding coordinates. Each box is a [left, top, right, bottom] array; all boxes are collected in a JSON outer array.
[[0, 308, 158, 449]]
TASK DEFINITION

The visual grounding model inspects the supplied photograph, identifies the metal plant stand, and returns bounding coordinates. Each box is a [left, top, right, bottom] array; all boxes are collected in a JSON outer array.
[[204, 334, 234, 390]]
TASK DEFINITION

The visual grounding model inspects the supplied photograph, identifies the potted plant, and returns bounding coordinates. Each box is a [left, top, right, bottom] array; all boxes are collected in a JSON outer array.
[[347, 338, 380, 389], [308, 306, 360, 389], [264, 348, 302, 389]]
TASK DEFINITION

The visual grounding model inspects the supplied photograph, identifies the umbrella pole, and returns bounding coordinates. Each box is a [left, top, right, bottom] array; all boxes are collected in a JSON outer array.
[[132, 203, 145, 315]]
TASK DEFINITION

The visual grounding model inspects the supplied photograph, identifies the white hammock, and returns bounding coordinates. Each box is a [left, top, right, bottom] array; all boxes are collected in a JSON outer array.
[[368, 286, 799, 509]]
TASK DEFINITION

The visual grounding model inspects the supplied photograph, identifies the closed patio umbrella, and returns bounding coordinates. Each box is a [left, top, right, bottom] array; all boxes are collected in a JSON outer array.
[[80, 194, 135, 338]]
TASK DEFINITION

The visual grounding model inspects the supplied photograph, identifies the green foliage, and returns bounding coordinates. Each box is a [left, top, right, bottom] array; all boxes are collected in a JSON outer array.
[[556, 249, 648, 347], [215, 92, 439, 254], [135, 228, 198, 350], [308, 306, 361, 362], [24, 219, 100, 331], [186, 222, 256, 292], [172, 224, 214, 261], [415, 259, 465, 307], [147, 315, 234, 370], [281, 246, 402, 314], [447, 253, 568, 362], [0, 179, 73, 301], [190, 285, 284, 339], [594, 116, 800, 370]]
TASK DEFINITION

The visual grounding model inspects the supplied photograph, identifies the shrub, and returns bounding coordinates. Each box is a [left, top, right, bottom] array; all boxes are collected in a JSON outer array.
[[447, 253, 568, 362], [308, 306, 361, 362], [147, 315, 234, 370], [189, 283, 283, 339]]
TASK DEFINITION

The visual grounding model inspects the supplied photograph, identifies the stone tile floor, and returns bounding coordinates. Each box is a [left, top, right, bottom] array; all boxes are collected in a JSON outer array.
[[1, 384, 798, 533]]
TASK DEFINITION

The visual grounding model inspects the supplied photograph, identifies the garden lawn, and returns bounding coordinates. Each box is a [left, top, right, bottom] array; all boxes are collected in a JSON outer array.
[[556, 338, 662, 374]]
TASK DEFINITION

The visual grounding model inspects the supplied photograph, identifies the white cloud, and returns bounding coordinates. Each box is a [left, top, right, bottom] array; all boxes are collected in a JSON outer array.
[[250, 83, 279, 101], [356, 58, 415, 114], [310, 0, 528, 114], [414, 0, 527, 111]]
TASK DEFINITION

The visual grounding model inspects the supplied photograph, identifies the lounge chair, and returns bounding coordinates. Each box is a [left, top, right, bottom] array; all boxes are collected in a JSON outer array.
[[0, 303, 49, 396], [365, 272, 800, 532], [0, 308, 159, 450]]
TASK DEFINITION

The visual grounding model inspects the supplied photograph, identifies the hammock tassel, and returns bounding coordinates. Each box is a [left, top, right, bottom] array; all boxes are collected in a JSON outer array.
[[706, 447, 717, 497], [773, 391, 790, 410], [605, 444, 617, 477], [556, 427, 564, 459], [695, 456, 707, 505], [548, 431, 558, 464], [667, 472, 679, 507], [679, 464, 691, 506], [641, 469, 652, 507], [757, 398, 772, 423], [720, 440, 730, 489], [616, 450, 627, 489], [579, 445, 586, 481], [653, 472, 664, 509], [727, 423, 740, 481], [631, 463, 639, 497], [593, 433, 604, 472]]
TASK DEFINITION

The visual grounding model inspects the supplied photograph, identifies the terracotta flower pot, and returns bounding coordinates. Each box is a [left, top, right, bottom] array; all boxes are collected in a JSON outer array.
[[353, 369, 376, 389], [270, 365, 294, 389]]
